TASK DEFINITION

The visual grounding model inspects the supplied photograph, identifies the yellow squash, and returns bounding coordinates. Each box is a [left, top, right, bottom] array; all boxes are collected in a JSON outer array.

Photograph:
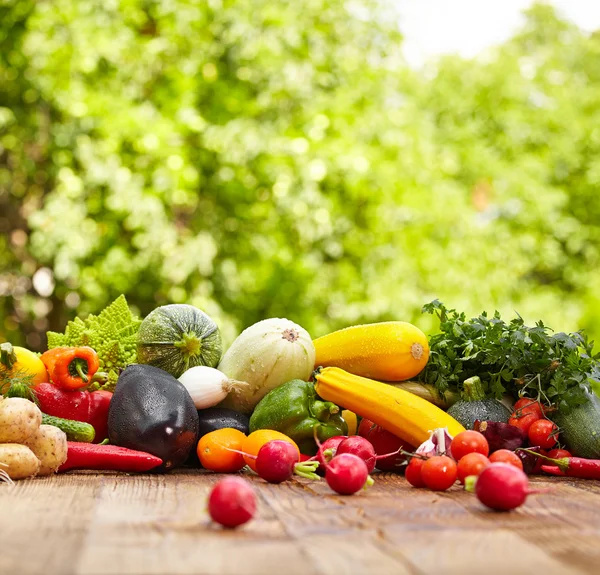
[[314, 367, 465, 447], [313, 321, 429, 382]]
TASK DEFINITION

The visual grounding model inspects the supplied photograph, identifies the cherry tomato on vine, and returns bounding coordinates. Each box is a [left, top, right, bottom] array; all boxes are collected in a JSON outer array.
[[508, 398, 544, 433], [450, 430, 489, 460], [421, 455, 458, 491], [457, 452, 489, 484], [488, 449, 523, 470], [527, 419, 558, 449], [547, 448, 571, 460]]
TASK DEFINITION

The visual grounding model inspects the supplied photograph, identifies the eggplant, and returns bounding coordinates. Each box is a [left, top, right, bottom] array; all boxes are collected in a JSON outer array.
[[108, 364, 199, 471], [197, 407, 250, 439]]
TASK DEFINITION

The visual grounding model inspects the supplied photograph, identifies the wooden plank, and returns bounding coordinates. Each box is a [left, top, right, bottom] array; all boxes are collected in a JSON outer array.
[[1, 471, 599, 575], [0, 474, 102, 575], [75, 472, 312, 575]]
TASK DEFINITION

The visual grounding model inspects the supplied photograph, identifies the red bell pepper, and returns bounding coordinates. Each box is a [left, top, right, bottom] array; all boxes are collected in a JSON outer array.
[[34, 383, 113, 443]]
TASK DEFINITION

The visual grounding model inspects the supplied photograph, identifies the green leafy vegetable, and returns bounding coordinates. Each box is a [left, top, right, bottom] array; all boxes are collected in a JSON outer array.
[[419, 300, 600, 413], [46, 295, 141, 391]]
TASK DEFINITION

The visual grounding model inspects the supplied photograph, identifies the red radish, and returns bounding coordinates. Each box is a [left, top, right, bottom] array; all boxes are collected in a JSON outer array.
[[474, 462, 538, 511], [336, 435, 402, 473], [315, 432, 373, 495], [325, 453, 371, 495], [315, 435, 347, 468], [208, 477, 257, 528], [226, 440, 320, 484], [255, 440, 319, 483]]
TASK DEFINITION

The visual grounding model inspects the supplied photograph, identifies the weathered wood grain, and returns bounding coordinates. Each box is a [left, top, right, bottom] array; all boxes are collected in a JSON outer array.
[[1, 471, 599, 575]]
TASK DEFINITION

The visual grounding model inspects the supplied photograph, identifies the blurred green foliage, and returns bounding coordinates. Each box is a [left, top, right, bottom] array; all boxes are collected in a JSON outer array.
[[1, 1, 600, 351]]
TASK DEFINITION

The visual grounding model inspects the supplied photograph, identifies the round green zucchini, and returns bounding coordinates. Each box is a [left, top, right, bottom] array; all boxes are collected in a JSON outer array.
[[137, 304, 222, 378]]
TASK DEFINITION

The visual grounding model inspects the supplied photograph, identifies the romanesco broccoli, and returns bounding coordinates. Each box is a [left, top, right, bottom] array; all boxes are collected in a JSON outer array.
[[45, 295, 141, 391]]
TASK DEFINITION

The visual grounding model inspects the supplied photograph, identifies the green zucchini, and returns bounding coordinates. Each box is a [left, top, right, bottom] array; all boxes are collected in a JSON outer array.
[[446, 376, 511, 430], [551, 390, 600, 458], [41, 414, 96, 443]]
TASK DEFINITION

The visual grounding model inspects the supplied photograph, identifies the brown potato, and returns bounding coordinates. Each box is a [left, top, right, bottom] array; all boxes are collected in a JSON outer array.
[[0, 444, 41, 479], [0, 398, 42, 443], [24, 425, 68, 476]]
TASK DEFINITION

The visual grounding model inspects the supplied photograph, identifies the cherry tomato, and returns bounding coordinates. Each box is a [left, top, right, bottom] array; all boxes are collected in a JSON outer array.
[[513, 398, 544, 418], [450, 430, 489, 460], [405, 457, 427, 488], [457, 452, 489, 484], [547, 448, 572, 460], [488, 449, 523, 470], [358, 418, 412, 471], [508, 412, 539, 433], [508, 398, 544, 433], [421, 455, 458, 491], [527, 419, 558, 449]]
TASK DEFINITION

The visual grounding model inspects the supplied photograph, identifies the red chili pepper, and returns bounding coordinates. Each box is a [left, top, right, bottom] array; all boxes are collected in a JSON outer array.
[[521, 448, 600, 479], [541, 465, 566, 476], [41, 347, 100, 390], [34, 383, 113, 443], [59, 442, 162, 473]]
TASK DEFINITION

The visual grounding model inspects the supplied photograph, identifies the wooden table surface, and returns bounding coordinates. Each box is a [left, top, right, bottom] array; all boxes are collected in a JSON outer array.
[[1, 470, 599, 575]]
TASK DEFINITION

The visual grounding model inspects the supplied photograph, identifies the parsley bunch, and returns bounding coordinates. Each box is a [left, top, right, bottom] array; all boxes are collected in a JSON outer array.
[[418, 300, 600, 412]]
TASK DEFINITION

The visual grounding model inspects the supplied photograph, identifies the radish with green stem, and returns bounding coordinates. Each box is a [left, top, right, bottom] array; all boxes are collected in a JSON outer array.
[[314, 429, 374, 495], [228, 440, 320, 483]]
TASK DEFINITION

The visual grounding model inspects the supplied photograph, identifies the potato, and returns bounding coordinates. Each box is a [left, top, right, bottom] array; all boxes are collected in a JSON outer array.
[[0, 444, 41, 479], [24, 424, 68, 476], [0, 397, 42, 443]]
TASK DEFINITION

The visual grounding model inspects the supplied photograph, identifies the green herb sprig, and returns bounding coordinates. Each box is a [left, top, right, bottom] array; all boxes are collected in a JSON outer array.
[[418, 300, 600, 412]]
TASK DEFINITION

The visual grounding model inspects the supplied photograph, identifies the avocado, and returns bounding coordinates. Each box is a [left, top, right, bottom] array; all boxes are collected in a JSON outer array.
[[108, 364, 199, 471]]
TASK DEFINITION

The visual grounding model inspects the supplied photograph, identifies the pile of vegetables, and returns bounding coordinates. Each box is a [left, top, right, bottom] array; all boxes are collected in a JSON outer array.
[[3, 293, 600, 530]]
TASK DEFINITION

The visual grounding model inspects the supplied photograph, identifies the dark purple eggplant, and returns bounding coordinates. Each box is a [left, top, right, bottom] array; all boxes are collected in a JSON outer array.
[[474, 420, 527, 453]]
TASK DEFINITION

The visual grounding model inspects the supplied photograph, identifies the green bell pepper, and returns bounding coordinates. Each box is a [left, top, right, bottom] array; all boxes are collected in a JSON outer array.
[[249, 379, 348, 455]]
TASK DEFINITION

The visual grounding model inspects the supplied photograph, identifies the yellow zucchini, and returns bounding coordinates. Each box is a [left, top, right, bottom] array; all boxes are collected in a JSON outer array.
[[314, 367, 465, 447], [313, 321, 429, 382]]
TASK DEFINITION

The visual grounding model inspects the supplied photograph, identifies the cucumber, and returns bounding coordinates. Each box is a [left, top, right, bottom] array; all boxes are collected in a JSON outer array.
[[551, 390, 600, 458], [41, 414, 96, 443]]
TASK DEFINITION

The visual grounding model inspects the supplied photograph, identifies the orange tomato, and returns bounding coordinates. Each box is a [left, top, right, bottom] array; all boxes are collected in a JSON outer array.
[[197, 428, 247, 473], [242, 430, 300, 472]]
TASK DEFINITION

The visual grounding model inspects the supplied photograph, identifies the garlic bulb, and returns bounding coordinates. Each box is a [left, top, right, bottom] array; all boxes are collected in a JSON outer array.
[[178, 366, 247, 409]]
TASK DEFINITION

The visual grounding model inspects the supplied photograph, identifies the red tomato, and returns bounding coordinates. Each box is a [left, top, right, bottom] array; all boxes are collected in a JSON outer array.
[[512, 398, 544, 418], [358, 418, 413, 471], [547, 448, 572, 460], [527, 419, 558, 449], [405, 457, 427, 488], [457, 452, 489, 484], [488, 449, 523, 470], [450, 430, 489, 460], [508, 412, 540, 433], [509, 398, 544, 433], [421, 456, 458, 491]]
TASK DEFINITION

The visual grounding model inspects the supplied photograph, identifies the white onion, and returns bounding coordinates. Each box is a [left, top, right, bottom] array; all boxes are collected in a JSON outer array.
[[178, 366, 247, 410]]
